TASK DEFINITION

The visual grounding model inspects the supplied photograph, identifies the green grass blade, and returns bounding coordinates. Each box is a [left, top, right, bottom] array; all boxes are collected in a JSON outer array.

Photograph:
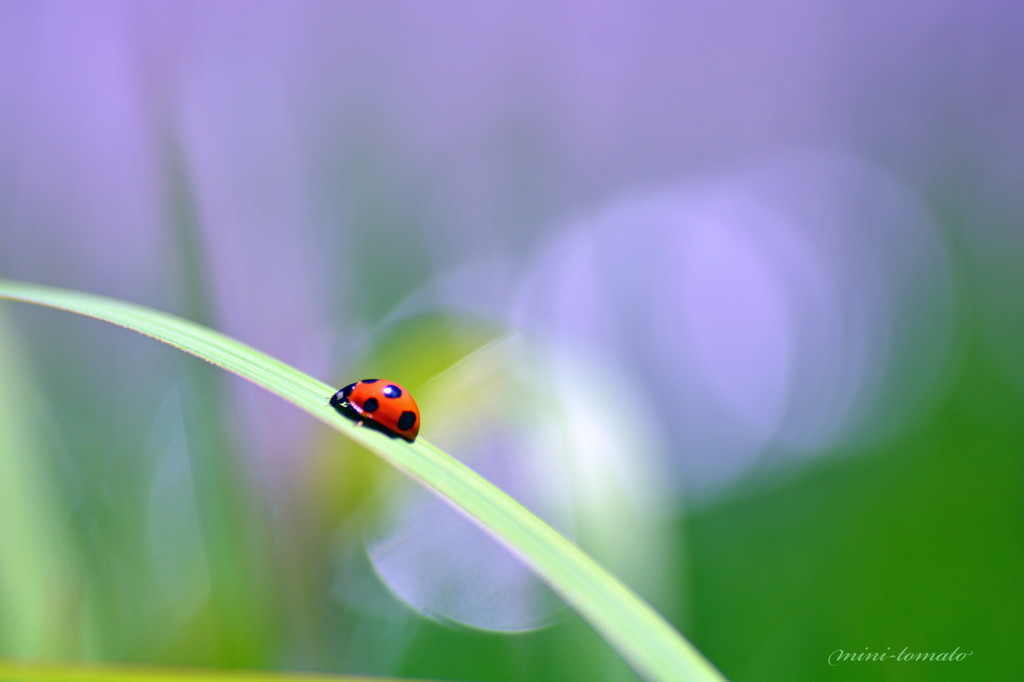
[[0, 309, 80, 657], [0, 660, 432, 682], [0, 279, 726, 682]]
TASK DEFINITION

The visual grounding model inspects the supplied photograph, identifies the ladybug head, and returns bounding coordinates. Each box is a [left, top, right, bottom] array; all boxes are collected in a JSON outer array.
[[330, 383, 356, 407]]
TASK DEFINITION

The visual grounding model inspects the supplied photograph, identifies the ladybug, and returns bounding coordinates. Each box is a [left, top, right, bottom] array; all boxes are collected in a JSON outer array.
[[330, 379, 420, 443]]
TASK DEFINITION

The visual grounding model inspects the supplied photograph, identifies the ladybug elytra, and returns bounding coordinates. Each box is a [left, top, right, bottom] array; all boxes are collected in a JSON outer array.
[[330, 379, 420, 442]]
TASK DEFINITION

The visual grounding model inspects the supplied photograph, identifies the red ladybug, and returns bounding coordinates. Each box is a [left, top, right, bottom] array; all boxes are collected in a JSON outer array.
[[330, 379, 420, 442]]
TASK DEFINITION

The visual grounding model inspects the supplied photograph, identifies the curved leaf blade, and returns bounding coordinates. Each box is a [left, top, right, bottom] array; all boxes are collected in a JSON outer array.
[[0, 280, 726, 682]]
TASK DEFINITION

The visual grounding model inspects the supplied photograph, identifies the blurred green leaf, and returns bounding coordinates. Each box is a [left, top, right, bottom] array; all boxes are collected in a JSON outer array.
[[0, 308, 83, 657], [688, 357, 1024, 681], [0, 660, 430, 682], [0, 279, 724, 682]]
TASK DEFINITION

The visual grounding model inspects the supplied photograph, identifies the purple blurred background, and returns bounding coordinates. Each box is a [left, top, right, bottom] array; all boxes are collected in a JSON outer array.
[[3, 0, 1016, 478]]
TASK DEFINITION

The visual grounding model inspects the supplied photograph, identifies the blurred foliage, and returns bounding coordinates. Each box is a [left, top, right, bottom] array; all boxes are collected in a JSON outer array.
[[688, 347, 1024, 681], [0, 284, 716, 682], [2, 241, 1023, 682], [0, 660, 423, 682], [0, 308, 82, 658]]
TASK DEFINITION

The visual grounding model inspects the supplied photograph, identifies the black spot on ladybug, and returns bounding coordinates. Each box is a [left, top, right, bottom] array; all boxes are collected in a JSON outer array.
[[361, 379, 379, 384], [362, 397, 379, 413], [383, 384, 403, 399], [398, 411, 417, 431]]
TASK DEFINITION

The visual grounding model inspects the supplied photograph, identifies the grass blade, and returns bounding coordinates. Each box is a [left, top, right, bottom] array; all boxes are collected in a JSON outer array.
[[0, 309, 79, 657], [0, 279, 726, 682]]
